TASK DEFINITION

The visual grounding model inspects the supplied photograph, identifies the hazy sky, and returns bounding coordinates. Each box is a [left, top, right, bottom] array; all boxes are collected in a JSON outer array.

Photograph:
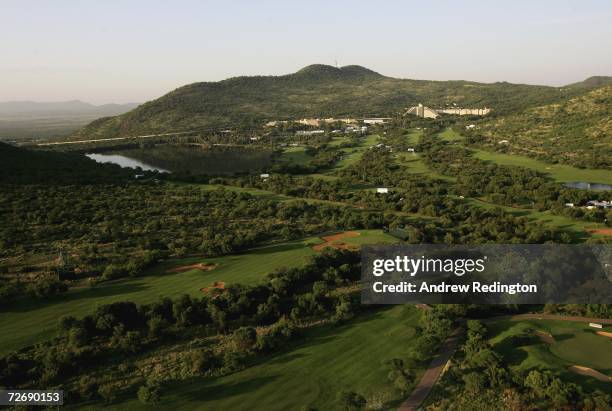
[[2, 0, 611, 104]]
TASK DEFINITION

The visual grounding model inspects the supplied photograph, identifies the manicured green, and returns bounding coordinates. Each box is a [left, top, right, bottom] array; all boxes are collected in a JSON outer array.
[[488, 319, 612, 392], [97, 306, 425, 411]]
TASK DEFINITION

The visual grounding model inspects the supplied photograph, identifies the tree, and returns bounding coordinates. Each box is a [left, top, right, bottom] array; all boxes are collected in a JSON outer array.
[[337, 390, 366, 410], [98, 384, 116, 404], [137, 382, 161, 405], [232, 326, 257, 351], [463, 372, 487, 394]]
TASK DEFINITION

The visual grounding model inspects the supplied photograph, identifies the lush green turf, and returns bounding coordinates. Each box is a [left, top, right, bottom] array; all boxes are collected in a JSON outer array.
[[199, 183, 293, 202], [97, 306, 424, 411], [278, 146, 313, 166], [438, 128, 463, 142], [395, 152, 455, 182], [488, 319, 612, 392], [334, 229, 399, 246], [332, 134, 380, 170], [471, 148, 612, 185], [0, 230, 397, 356], [405, 129, 423, 145], [435, 128, 612, 185], [460, 196, 608, 240]]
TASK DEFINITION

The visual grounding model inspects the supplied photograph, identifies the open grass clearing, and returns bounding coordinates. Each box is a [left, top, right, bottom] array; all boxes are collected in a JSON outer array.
[[277, 146, 313, 166], [459, 196, 609, 240], [471, 148, 612, 185], [434, 128, 612, 185], [93, 306, 425, 411]]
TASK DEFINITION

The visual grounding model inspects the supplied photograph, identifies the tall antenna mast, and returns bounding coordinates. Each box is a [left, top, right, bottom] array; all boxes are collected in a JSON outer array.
[[335, 58, 338, 68]]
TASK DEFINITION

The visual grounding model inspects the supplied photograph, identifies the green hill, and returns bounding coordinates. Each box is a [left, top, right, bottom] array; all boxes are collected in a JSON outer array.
[[71, 65, 594, 141], [474, 85, 612, 169], [565, 75, 612, 90]]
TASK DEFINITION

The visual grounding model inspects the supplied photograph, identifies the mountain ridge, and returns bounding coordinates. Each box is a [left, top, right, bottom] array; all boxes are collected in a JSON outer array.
[[70, 65, 610, 141], [0, 100, 139, 115]]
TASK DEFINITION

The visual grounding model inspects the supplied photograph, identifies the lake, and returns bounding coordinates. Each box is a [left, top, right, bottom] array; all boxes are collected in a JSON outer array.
[[85, 153, 170, 173], [564, 182, 612, 191], [110, 146, 273, 175]]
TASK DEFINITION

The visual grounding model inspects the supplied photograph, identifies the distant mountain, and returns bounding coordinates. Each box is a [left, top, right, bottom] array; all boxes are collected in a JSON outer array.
[[476, 84, 611, 169], [71, 65, 608, 141], [0, 101, 139, 140], [0, 100, 139, 116]]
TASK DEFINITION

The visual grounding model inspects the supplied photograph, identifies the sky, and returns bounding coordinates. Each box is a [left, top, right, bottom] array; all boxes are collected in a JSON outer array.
[[1, 0, 611, 104]]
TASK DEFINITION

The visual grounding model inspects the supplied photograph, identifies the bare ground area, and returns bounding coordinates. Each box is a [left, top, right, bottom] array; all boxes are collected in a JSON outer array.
[[312, 231, 360, 252], [166, 262, 217, 273], [534, 330, 555, 344], [596, 331, 612, 338], [201, 281, 226, 294], [588, 228, 612, 236], [569, 365, 612, 383]]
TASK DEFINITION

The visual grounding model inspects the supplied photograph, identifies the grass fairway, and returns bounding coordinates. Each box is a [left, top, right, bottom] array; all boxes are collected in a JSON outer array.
[[0, 230, 397, 356], [435, 128, 612, 185], [460, 196, 609, 240], [471, 148, 612, 185], [405, 129, 423, 145], [396, 152, 456, 182], [99, 306, 424, 411], [488, 319, 612, 392], [332, 134, 380, 170], [278, 146, 313, 166], [438, 128, 463, 142]]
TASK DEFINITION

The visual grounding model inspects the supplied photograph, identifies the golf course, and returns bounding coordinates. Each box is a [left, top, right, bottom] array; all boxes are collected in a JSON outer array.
[[0, 230, 397, 355]]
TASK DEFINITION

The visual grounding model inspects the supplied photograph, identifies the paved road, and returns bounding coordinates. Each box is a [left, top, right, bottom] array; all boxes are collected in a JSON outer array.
[[398, 327, 462, 411], [398, 313, 612, 411], [36, 130, 195, 146]]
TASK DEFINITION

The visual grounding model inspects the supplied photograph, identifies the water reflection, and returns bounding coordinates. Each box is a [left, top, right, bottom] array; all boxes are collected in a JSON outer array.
[[85, 153, 170, 173]]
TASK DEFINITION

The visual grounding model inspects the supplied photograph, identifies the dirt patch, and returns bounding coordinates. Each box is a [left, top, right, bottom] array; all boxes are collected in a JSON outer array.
[[588, 228, 612, 236], [534, 330, 555, 344], [569, 365, 611, 383], [312, 231, 360, 252], [596, 331, 612, 338], [201, 281, 226, 294], [166, 262, 217, 273]]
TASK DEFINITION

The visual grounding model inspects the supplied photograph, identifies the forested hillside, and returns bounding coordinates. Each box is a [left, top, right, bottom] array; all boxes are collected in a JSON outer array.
[[71, 65, 592, 140], [472, 84, 612, 168]]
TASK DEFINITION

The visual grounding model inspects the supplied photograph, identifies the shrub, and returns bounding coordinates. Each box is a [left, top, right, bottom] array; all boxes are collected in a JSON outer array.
[[137, 382, 161, 405]]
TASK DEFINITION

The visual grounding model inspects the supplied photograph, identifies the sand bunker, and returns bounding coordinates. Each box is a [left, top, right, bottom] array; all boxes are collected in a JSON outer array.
[[167, 262, 217, 273], [534, 330, 555, 344], [596, 331, 612, 338], [569, 365, 611, 383], [312, 231, 360, 251], [588, 228, 612, 236], [201, 281, 225, 294]]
